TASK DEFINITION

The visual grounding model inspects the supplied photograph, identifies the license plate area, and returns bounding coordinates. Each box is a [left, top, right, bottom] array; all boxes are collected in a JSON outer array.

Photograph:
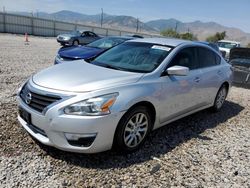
[[19, 107, 31, 125]]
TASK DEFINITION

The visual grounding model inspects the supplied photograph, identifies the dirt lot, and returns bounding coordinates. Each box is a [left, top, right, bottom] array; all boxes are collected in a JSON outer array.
[[0, 34, 249, 187]]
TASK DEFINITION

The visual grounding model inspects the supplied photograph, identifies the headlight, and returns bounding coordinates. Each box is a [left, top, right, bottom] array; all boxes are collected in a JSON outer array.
[[64, 93, 119, 116], [63, 37, 70, 41], [56, 54, 64, 61]]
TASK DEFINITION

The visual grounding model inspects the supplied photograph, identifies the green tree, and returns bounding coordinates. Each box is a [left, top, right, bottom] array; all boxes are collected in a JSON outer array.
[[206, 31, 226, 43], [161, 29, 197, 41], [161, 29, 180, 38], [180, 32, 197, 41]]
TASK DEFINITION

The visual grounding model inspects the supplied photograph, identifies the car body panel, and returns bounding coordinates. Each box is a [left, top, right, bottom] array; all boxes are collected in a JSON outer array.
[[33, 60, 144, 92]]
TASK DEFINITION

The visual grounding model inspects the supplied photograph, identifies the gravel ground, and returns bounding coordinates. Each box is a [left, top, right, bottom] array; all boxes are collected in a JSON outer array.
[[0, 33, 249, 187]]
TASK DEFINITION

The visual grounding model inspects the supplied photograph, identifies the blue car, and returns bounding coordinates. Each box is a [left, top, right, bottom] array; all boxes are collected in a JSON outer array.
[[55, 36, 134, 64]]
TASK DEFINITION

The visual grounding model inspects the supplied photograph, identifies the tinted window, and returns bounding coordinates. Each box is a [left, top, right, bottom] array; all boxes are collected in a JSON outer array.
[[198, 47, 220, 68], [87, 37, 127, 49], [169, 47, 197, 70]]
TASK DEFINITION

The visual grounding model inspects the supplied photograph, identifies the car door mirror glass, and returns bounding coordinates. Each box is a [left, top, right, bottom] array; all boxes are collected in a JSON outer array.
[[166, 66, 189, 76]]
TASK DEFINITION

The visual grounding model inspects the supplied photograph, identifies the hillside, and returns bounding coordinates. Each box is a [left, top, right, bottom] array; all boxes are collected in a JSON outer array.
[[11, 10, 250, 45], [33, 10, 157, 33], [146, 19, 250, 45]]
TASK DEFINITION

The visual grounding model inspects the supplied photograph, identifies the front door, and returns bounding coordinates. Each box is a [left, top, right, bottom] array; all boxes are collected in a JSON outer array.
[[159, 47, 203, 124]]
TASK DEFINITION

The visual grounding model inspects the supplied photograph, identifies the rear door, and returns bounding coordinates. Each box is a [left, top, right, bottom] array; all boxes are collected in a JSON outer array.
[[196, 47, 223, 104]]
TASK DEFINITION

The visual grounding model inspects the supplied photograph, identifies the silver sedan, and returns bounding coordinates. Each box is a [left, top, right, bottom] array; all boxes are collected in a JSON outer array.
[[17, 38, 233, 153]]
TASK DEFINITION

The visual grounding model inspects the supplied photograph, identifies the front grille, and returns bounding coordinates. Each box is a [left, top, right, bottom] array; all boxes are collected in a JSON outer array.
[[20, 84, 61, 113]]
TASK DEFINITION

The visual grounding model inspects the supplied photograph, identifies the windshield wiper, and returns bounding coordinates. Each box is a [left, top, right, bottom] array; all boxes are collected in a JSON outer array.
[[105, 64, 124, 70]]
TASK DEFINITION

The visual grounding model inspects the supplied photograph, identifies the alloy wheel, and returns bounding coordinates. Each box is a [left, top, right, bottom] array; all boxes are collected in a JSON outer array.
[[216, 87, 227, 109], [123, 113, 149, 148]]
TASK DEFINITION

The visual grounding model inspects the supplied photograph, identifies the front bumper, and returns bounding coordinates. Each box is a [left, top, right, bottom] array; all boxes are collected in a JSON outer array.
[[17, 96, 125, 153], [57, 39, 72, 46]]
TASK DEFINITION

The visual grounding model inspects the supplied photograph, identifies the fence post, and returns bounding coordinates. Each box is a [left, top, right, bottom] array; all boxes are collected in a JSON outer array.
[[53, 20, 56, 37], [3, 12, 6, 33], [31, 16, 34, 35]]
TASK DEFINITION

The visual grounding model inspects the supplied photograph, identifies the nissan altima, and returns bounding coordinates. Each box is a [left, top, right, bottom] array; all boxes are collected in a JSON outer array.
[[17, 38, 232, 153]]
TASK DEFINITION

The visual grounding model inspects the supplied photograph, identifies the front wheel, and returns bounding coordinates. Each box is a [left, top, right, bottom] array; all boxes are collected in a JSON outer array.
[[113, 106, 152, 153], [211, 85, 228, 112], [72, 40, 79, 46]]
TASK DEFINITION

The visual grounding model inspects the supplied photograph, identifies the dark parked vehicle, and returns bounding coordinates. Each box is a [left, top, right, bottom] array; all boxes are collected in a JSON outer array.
[[56, 30, 100, 46], [229, 48, 250, 88], [55, 36, 134, 64]]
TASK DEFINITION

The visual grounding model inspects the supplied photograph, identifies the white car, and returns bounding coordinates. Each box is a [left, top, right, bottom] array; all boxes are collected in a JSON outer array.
[[217, 40, 240, 60]]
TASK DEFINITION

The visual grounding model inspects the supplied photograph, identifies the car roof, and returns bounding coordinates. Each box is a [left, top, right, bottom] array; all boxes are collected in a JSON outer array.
[[128, 37, 191, 47], [102, 36, 134, 40]]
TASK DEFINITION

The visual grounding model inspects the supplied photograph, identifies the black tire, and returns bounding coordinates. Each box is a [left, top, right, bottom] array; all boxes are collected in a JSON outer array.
[[113, 106, 152, 153], [72, 40, 79, 46], [211, 84, 228, 112]]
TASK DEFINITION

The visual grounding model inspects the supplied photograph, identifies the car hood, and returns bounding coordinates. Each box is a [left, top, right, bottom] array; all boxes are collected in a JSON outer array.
[[230, 48, 250, 61], [32, 61, 143, 92], [59, 46, 104, 59]]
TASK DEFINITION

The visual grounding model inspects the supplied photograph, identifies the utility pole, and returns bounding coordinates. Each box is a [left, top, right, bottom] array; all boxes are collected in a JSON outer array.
[[101, 8, 103, 27], [136, 18, 139, 32], [175, 21, 178, 32]]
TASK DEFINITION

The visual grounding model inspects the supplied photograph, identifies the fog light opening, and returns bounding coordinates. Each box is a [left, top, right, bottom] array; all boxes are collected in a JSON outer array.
[[64, 133, 97, 147]]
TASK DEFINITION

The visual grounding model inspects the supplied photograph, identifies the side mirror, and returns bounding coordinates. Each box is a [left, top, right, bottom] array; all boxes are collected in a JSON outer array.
[[166, 66, 189, 76]]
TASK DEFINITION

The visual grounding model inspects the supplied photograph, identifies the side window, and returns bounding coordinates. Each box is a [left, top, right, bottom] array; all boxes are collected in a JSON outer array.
[[215, 54, 221, 65], [84, 32, 90, 37], [88, 32, 96, 37], [169, 47, 197, 70], [198, 47, 220, 68]]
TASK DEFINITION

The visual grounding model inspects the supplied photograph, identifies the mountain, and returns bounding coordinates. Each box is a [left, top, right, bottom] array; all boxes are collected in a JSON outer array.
[[32, 10, 156, 33], [146, 19, 250, 45], [10, 10, 250, 45]]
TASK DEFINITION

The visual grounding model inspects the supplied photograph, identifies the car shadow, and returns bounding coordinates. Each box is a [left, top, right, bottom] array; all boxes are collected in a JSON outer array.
[[38, 100, 244, 169], [233, 82, 250, 89]]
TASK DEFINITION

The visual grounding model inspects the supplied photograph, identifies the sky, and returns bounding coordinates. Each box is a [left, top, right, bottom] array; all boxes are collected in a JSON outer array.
[[0, 0, 250, 32]]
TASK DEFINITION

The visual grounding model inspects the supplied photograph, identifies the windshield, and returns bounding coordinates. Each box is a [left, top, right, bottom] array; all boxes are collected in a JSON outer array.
[[92, 42, 173, 73], [217, 42, 238, 49], [87, 37, 128, 49], [70, 30, 81, 36]]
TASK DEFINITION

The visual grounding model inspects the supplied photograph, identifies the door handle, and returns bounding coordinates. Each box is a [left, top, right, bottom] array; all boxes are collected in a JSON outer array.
[[194, 77, 200, 83]]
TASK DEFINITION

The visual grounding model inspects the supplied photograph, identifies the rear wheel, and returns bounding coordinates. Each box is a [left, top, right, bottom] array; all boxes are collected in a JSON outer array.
[[114, 106, 152, 153], [211, 84, 228, 112]]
